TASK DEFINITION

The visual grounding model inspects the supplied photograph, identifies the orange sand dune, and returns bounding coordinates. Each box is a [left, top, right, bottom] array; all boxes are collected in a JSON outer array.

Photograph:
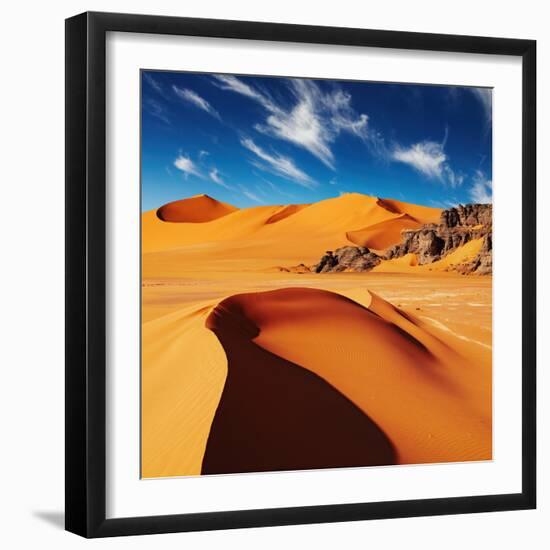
[[156, 194, 238, 223], [376, 197, 442, 225], [141, 301, 227, 477], [265, 203, 310, 224], [347, 213, 421, 250], [202, 287, 491, 470], [142, 193, 442, 258], [203, 297, 396, 474], [142, 203, 284, 253]]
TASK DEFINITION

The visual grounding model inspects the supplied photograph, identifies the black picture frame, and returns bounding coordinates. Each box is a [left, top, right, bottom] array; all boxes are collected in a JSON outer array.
[[65, 11, 536, 538]]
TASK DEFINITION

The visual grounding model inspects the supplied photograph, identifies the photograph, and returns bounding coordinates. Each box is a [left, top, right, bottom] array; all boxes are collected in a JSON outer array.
[[140, 70, 493, 478]]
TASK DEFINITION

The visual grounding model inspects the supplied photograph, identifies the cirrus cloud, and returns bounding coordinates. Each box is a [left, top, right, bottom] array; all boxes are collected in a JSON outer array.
[[208, 167, 234, 190], [173, 154, 203, 179], [392, 136, 463, 187], [173, 86, 221, 120], [469, 87, 492, 123], [214, 75, 371, 169], [241, 138, 315, 188], [469, 170, 492, 204]]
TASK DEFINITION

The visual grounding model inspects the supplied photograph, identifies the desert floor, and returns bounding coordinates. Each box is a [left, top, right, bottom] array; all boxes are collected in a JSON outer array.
[[142, 271, 492, 343]]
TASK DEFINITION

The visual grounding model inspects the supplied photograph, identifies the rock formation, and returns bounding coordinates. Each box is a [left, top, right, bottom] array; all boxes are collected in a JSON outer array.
[[313, 246, 381, 273], [311, 204, 492, 275]]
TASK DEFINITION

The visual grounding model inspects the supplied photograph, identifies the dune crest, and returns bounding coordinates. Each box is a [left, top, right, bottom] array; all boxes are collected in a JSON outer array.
[[346, 213, 421, 250], [202, 287, 491, 470], [156, 194, 238, 223], [264, 203, 310, 224], [142, 192, 442, 259], [202, 295, 396, 474]]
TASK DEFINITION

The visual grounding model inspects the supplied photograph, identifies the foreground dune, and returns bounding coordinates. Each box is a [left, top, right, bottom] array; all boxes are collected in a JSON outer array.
[[141, 301, 227, 477], [203, 293, 396, 474], [142, 284, 491, 477], [203, 288, 491, 473]]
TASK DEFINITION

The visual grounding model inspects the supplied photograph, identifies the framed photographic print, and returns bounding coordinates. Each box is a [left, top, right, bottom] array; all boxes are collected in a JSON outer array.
[[65, 11, 536, 538]]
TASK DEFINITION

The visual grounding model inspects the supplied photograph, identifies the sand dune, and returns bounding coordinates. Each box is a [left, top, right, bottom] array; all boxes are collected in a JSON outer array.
[[347, 213, 421, 250], [375, 197, 442, 225], [142, 283, 491, 477], [203, 294, 396, 474], [265, 203, 310, 224], [141, 301, 227, 477], [142, 193, 441, 259], [201, 287, 491, 470], [156, 194, 238, 223]]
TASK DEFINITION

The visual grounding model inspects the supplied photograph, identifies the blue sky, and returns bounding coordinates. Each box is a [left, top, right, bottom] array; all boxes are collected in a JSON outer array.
[[141, 70, 492, 212]]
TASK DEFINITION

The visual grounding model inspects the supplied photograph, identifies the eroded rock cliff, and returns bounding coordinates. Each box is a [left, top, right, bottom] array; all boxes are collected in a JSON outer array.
[[312, 204, 492, 274]]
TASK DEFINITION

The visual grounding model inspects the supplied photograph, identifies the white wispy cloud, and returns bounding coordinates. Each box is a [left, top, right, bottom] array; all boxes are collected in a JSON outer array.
[[469, 170, 492, 204], [429, 198, 460, 209], [144, 98, 170, 125], [469, 87, 492, 123], [393, 141, 446, 178], [143, 73, 166, 97], [253, 173, 298, 199], [392, 136, 463, 187], [208, 167, 234, 190], [239, 185, 264, 204], [241, 138, 315, 188], [173, 86, 221, 120], [173, 154, 203, 179], [214, 75, 371, 169], [213, 75, 278, 111]]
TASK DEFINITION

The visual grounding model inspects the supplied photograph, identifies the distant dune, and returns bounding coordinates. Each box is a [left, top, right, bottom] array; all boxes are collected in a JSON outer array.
[[156, 194, 238, 223], [347, 213, 421, 250], [265, 203, 311, 224], [142, 193, 442, 273], [375, 197, 442, 225]]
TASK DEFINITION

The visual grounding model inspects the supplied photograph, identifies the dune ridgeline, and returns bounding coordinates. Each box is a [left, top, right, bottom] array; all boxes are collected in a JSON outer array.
[[141, 193, 492, 478]]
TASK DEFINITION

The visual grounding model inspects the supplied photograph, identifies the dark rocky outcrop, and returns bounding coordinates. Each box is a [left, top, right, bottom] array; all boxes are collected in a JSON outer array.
[[313, 246, 382, 273], [384, 204, 492, 273], [311, 204, 492, 275], [440, 203, 492, 228], [455, 231, 492, 275]]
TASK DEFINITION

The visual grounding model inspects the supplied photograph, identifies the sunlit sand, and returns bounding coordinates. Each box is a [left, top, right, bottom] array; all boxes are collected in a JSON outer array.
[[141, 193, 492, 478]]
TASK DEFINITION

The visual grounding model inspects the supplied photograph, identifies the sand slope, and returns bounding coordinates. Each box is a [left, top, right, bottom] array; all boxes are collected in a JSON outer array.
[[347, 213, 421, 250], [141, 301, 228, 477], [203, 295, 396, 474], [142, 283, 491, 477], [202, 287, 491, 471]]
